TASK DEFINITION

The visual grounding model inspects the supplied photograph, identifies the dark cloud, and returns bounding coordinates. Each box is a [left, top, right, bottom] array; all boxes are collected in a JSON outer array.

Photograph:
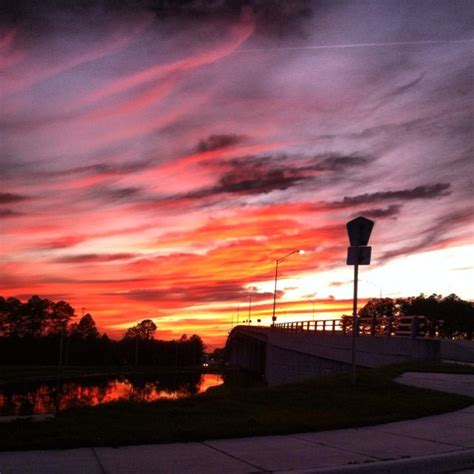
[[53, 253, 137, 264], [0, 192, 30, 204], [196, 134, 245, 153], [86, 185, 143, 204], [209, 168, 307, 196], [1, 0, 313, 37], [335, 183, 451, 207], [105, 187, 142, 201], [72, 277, 151, 285], [184, 166, 308, 201], [116, 283, 275, 304], [148, 152, 373, 206], [214, 152, 371, 194], [356, 204, 401, 219], [0, 209, 23, 218], [33, 236, 86, 251], [308, 154, 373, 171], [150, 0, 315, 37], [55, 159, 153, 178]]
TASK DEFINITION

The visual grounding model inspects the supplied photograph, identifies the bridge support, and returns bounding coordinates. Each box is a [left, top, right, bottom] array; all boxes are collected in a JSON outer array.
[[225, 326, 441, 386]]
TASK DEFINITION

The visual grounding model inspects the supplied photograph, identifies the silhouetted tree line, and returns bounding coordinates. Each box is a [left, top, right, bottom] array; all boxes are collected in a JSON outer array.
[[0, 295, 205, 366], [352, 293, 474, 339]]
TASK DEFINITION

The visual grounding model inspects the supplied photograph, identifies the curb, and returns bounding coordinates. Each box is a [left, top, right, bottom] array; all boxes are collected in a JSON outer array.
[[289, 448, 474, 474]]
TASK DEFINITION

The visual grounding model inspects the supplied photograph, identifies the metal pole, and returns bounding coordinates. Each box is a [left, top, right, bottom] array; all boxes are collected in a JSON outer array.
[[271, 260, 279, 325], [248, 291, 252, 324], [351, 251, 359, 385]]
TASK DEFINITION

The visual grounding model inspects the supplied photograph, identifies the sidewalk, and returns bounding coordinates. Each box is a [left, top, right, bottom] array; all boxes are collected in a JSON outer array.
[[0, 373, 473, 473]]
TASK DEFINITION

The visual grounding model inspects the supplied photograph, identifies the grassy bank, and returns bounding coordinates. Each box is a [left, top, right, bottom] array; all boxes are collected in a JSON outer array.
[[1, 363, 472, 451]]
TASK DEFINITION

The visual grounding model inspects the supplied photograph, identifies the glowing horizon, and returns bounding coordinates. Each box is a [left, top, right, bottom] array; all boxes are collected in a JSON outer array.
[[1, 1, 473, 349]]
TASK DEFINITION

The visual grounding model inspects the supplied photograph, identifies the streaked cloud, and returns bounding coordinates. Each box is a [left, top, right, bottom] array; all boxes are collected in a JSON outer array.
[[1, 0, 472, 347]]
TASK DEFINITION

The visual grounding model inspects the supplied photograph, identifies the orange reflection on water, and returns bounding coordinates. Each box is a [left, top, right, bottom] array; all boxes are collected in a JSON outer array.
[[198, 373, 223, 392], [0, 373, 223, 416]]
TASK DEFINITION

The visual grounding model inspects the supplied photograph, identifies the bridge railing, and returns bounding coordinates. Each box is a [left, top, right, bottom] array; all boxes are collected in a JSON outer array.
[[273, 319, 342, 334], [273, 315, 427, 338]]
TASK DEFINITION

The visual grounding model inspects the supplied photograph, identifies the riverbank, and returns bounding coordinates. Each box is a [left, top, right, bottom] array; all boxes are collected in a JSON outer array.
[[0, 362, 472, 451]]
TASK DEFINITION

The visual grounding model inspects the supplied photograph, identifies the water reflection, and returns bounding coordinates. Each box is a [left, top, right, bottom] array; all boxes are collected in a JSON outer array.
[[0, 373, 223, 416]]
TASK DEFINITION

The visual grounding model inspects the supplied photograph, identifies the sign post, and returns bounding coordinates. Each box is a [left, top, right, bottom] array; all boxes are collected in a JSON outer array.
[[346, 216, 374, 385]]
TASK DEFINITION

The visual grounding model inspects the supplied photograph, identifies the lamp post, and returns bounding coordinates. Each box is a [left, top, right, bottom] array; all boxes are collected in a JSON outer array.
[[361, 279, 382, 299], [271, 249, 305, 325]]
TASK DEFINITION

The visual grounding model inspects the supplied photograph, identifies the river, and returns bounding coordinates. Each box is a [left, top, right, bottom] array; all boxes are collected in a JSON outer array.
[[0, 372, 223, 416]]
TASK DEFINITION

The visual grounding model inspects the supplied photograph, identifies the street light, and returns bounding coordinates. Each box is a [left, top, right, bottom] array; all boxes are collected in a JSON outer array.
[[360, 279, 382, 298], [271, 249, 305, 326]]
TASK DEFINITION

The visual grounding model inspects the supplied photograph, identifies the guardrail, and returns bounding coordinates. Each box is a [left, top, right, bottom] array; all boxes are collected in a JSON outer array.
[[273, 319, 343, 333], [273, 315, 427, 338]]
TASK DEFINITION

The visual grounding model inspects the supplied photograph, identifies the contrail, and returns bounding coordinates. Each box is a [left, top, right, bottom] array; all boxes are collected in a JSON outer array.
[[238, 38, 474, 53]]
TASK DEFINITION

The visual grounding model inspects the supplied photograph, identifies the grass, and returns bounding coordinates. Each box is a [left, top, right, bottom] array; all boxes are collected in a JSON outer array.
[[0, 362, 472, 451]]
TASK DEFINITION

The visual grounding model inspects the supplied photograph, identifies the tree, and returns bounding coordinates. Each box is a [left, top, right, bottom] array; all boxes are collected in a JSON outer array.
[[441, 293, 474, 339], [359, 298, 397, 320], [399, 293, 474, 338], [189, 334, 205, 365], [21, 296, 53, 337], [1, 297, 22, 337], [48, 301, 75, 335], [70, 313, 99, 340], [123, 319, 157, 340], [0, 296, 8, 336]]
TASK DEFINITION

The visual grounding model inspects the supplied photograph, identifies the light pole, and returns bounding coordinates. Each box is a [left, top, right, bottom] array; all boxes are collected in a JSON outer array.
[[271, 249, 305, 325], [248, 290, 252, 322], [361, 279, 382, 298]]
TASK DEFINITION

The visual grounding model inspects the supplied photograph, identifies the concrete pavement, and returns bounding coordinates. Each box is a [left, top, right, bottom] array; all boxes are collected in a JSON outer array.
[[1, 405, 473, 473], [396, 371, 474, 397], [0, 373, 473, 473]]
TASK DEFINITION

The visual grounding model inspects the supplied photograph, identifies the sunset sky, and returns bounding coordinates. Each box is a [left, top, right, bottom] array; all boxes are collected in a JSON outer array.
[[1, 0, 473, 348]]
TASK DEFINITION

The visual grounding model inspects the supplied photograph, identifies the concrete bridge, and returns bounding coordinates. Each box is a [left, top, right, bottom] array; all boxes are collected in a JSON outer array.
[[224, 319, 442, 385]]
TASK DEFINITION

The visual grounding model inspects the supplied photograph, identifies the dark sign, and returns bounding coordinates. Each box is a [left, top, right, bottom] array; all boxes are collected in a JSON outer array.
[[346, 216, 374, 247], [347, 246, 372, 265]]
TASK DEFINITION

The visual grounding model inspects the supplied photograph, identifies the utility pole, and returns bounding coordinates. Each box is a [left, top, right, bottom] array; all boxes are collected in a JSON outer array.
[[248, 291, 252, 324]]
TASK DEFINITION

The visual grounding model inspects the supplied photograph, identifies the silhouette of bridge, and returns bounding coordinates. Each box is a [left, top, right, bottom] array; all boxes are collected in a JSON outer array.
[[224, 316, 442, 385]]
